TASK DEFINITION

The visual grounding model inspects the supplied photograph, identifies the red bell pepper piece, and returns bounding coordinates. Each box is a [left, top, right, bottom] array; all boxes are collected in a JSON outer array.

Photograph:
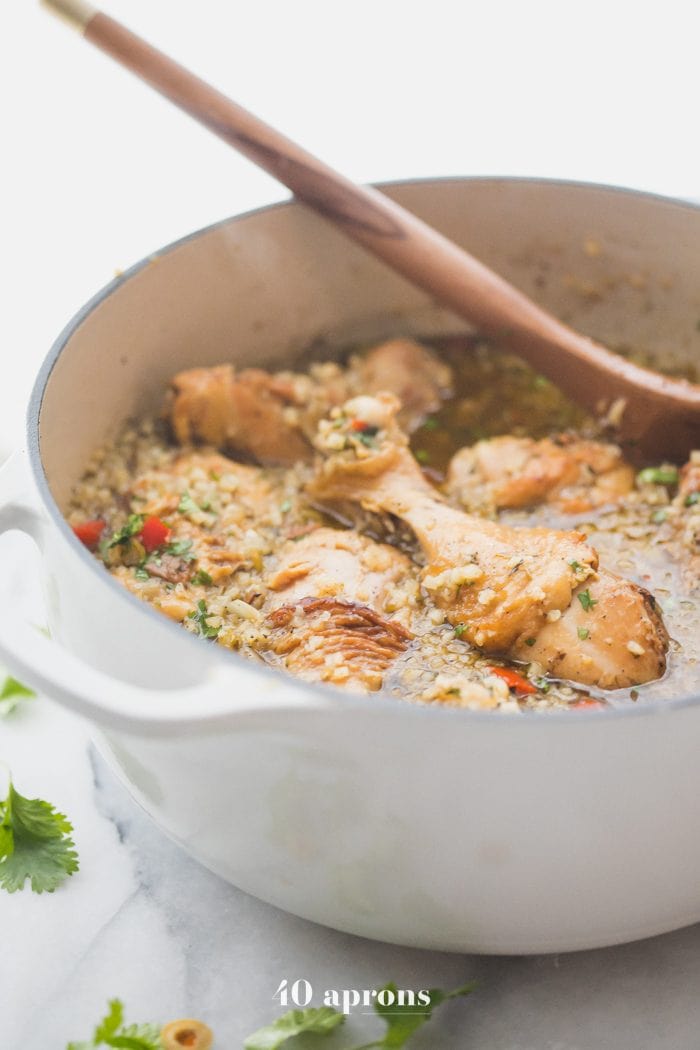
[[72, 519, 106, 549], [570, 699, 605, 710], [139, 516, 172, 553], [487, 666, 537, 695]]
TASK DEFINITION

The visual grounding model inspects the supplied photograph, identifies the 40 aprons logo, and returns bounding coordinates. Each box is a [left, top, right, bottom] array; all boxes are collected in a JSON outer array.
[[274, 978, 432, 1016]]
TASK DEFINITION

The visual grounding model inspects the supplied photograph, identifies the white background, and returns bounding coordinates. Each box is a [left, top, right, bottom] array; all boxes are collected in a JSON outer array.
[[2, 0, 700, 458]]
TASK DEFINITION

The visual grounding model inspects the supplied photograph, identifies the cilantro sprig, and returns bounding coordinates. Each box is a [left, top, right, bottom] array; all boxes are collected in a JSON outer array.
[[67, 999, 163, 1050], [70, 982, 475, 1050], [0, 776, 79, 893], [244, 1006, 345, 1049], [244, 981, 475, 1050]]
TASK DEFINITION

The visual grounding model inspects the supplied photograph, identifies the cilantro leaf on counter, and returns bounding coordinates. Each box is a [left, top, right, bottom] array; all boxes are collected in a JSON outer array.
[[243, 982, 476, 1050], [352, 981, 476, 1049], [0, 670, 35, 717], [244, 1007, 345, 1049], [0, 779, 79, 893], [67, 998, 163, 1050]]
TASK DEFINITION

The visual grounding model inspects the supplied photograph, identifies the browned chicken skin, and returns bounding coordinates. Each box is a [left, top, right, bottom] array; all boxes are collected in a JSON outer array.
[[447, 434, 634, 514], [164, 340, 452, 465], [309, 394, 668, 689], [166, 365, 312, 466], [349, 338, 452, 431], [264, 527, 416, 690]]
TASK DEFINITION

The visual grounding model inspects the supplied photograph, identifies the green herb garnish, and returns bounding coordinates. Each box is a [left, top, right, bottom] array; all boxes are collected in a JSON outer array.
[[651, 508, 668, 524], [107, 514, 144, 549], [637, 466, 679, 487], [524, 637, 536, 647], [685, 492, 700, 507], [243, 981, 475, 1050], [134, 566, 150, 581], [164, 538, 195, 562], [569, 559, 583, 572], [414, 449, 430, 464], [453, 624, 466, 638], [0, 672, 35, 717], [0, 777, 78, 893], [66, 998, 162, 1050], [577, 626, 590, 640], [364, 981, 476, 1049], [191, 569, 213, 587], [188, 600, 219, 640], [177, 491, 200, 515], [280, 499, 292, 514], [422, 417, 440, 431], [578, 589, 598, 612], [244, 1007, 345, 1050]]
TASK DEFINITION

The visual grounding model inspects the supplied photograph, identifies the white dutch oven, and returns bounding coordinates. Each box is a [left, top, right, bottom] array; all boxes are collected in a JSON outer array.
[[1, 178, 700, 955]]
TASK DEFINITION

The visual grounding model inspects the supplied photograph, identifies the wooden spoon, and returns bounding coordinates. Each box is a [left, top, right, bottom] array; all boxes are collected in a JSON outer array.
[[42, 0, 700, 461]]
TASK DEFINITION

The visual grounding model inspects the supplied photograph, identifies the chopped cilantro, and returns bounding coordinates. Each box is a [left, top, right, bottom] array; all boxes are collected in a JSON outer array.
[[66, 998, 163, 1050], [422, 417, 440, 431], [164, 538, 195, 562], [524, 637, 536, 647], [569, 559, 583, 572], [358, 431, 378, 448], [244, 1007, 345, 1050], [177, 491, 200, 515], [453, 624, 466, 638], [577, 626, 590, 640], [637, 465, 679, 487], [0, 672, 35, 717], [188, 600, 219, 640], [685, 492, 700, 507], [0, 778, 78, 893], [534, 676, 550, 693], [414, 449, 430, 464], [578, 589, 598, 612], [533, 375, 550, 390], [191, 569, 213, 587], [134, 566, 150, 581], [107, 514, 144, 549], [651, 508, 668, 524]]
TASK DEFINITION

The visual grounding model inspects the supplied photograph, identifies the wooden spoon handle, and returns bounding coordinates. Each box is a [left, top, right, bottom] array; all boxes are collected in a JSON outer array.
[[42, 0, 700, 457]]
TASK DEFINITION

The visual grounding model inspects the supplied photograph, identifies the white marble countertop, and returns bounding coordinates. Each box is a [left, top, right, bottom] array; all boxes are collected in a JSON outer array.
[[4, 2, 700, 1046]]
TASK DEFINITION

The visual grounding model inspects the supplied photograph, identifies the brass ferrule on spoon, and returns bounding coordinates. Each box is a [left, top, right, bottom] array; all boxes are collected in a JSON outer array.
[[41, 0, 95, 32]]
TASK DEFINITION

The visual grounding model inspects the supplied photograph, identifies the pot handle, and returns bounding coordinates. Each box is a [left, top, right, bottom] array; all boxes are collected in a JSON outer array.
[[0, 450, 316, 736]]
